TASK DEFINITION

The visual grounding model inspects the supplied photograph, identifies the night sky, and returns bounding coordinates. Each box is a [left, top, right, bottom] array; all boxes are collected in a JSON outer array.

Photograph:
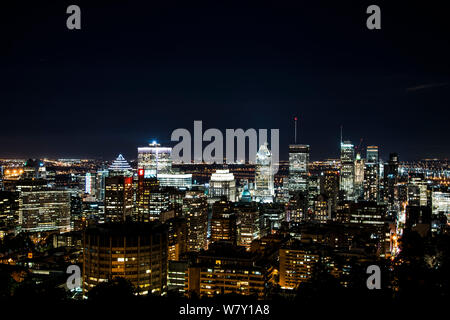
[[1, 1, 449, 161]]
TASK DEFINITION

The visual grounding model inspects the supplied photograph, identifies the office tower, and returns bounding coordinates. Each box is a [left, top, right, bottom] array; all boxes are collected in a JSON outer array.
[[104, 177, 133, 223], [183, 191, 208, 251], [136, 169, 160, 222], [208, 169, 236, 201], [84, 172, 96, 195], [288, 144, 309, 194], [236, 201, 259, 250], [364, 146, 380, 202], [95, 169, 108, 201], [287, 192, 308, 223], [138, 142, 172, 176], [366, 146, 379, 163], [105, 155, 133, 222], [156, 172, 192, 189], [432, 191, 450, 222], [0, 191, 19, 233], [340, 141, 355, 200], [384, 153, 399, 206], [108, 154, 133, 177], [354, 153, 365, 200], [210, 197, 237, 245], [185, 242, 271, 298], [279, 240, 320, 289], [19, 188, 71, 232], [320, 170, 339, 213], [308, 175, 320, 209], [407, 177, 428, 207], [253, 143, 274, 203], [83, 223, 168, 296]]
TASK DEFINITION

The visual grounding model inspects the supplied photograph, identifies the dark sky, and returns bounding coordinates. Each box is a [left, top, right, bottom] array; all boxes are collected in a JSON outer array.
[[1, 0, 449, 161]]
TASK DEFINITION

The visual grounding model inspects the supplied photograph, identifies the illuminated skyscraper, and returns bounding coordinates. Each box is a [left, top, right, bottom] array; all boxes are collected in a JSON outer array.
[[19, 188, 71, 232], [210, 197, 237, 245], [253, 143, 274, 203], [354, 153, 365, 200], [364, 146, 379, 202], [339, 141, 355, 200], [183, 191, 208, 251], [208, 169, 236, 202], [432, 191, 450, 223], [136, 169, 161, 222], [105, 154, 133, 222], [108, 154, 133, 177], [138, 142, 172, 176], [288, 144, 309, 194]]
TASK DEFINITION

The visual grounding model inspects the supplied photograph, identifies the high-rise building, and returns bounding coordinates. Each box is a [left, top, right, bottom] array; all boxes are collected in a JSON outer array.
[[288, 144, 309, 194], [235, 201, 259, 250], [19, 188, 71, 232], [157, 173, 192, 189], [354, 153, 365, 200], [183, 191, 208, 251], [364, 147, 379, 202], [136, 170, 160, 222], [95, 169, 109, 202], [432, 191, 450, 223], [320, 170, 339, 213], [82, 223, 168, 296], [340, 141, 355, 200], [137, 142, 172, 176], [208, 169, 236, 202], [384, 153, 399, 206], [0, 191, 19, 233], [279, 240, 320, 289], [210, 197, 237, 245], [105, 155, 134, 222], [253, 143, 274, 203], [407, 177, 428, 207], [108, 154, 133, 177], [104, 176, 133, 222]]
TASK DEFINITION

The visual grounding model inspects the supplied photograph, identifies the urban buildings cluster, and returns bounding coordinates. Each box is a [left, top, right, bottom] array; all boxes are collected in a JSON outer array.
[[0, 136, 449, 300]]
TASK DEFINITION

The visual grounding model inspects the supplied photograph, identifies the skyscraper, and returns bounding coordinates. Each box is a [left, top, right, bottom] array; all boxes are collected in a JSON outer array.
[[384, 153, 399, 206], [354, 153, 365, 200], [104, 154, 133, 222], [288, 144, 309, 194], [19, 188, 71, 232], [253, 143, 274, 203], [208, 169, 236, 202], [210, 197, 237, 245], [183, 191, 208, 251], [364, 146, 379, 202], [340, 141, 355, 200], [138, 142, 172, 176]]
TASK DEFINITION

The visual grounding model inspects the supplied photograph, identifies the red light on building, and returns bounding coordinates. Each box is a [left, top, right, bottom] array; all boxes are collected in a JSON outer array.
[[139, 169, 144, 176]]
